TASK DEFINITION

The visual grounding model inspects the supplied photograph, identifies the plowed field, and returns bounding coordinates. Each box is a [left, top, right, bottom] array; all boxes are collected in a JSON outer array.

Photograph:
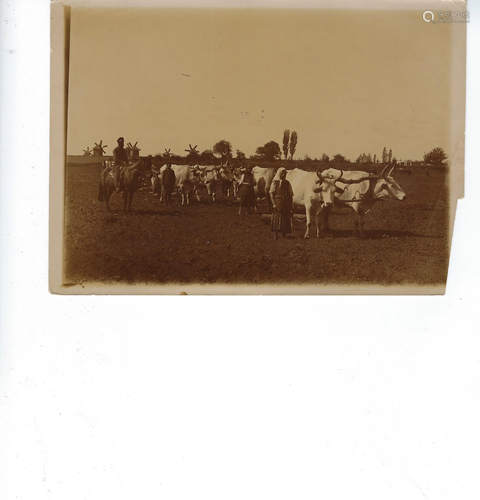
[[63, 164, 449, 289]]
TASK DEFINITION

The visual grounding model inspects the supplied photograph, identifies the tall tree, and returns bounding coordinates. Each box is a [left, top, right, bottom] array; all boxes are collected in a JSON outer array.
[[423, 147, 448, 167], [254, 146, 265, 161], [289, 131, 298, 160], [373, 153, 377, 164], [332, 154, 347, 164], [388, 149, 393, 163], [282, 130, 290, 160], [213, 140, 233, 160], [255, 141, 281, 162], [321, 153, 330, 163], [382, 147, 388, 164], [264, 141, 282, 162], [235, 149, 246, 160]]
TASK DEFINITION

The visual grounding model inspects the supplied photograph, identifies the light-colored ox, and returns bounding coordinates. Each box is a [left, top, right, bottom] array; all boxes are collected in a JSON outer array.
[[157, 164, 201, 205], [194, 165, 221, 202], [320, 164, 407, 237], [285, 168, 341, 239], [252, 166, 277, 212]]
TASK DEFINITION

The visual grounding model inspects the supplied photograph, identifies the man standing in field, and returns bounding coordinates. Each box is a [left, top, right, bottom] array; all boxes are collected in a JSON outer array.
[[112, 136, 130, 192], [161, 163, 176, 206]]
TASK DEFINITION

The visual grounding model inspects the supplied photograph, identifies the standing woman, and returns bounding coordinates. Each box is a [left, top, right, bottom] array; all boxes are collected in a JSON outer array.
[[270, 167, 294, 239], [237, 165, 257, 215]]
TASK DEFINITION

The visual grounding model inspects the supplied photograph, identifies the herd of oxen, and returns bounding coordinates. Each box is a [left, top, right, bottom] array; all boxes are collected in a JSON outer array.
[[97, 160, 407, 238]]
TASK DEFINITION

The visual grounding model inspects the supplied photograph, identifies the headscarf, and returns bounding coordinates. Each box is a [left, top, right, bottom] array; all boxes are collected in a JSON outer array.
[[273, 167, 287, 181]]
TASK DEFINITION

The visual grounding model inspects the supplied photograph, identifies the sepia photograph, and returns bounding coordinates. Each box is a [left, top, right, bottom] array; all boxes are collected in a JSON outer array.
[[50, 1, 466, 294], [2, 2, 480, 498]]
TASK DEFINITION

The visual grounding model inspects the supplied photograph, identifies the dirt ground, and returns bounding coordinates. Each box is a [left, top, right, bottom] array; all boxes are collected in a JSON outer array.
[[63, 164, 449, 289]]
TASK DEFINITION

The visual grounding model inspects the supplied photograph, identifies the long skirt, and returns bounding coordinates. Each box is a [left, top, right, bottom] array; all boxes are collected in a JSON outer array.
[[271, 195, 292, 234]]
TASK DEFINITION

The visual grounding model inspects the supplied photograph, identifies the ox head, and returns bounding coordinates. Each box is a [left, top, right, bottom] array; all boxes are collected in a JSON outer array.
[[370, 164, 407, 201], [191, 164, 204, 179], [315, 167, 343, 206]]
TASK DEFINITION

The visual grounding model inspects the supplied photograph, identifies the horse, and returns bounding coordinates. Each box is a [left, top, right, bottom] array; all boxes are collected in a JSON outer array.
[[97, 160, 144, 212], [121, 160, 145, 212], [97, 167, 117, 211]]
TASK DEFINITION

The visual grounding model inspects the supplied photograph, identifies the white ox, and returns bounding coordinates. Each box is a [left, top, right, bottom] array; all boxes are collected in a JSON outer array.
[[253, 166, 276, 212], [194, 165, 221, 202], [285, 168, 341, 239], [157, 164, 201, 205], [320, 164, 407, 237]]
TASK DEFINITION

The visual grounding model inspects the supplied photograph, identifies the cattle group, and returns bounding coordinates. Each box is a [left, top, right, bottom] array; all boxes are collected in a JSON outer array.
[[98, 160, 407, 238]]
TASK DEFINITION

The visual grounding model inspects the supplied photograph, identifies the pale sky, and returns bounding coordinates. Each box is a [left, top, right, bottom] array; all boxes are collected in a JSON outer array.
[[67, 7, 464, 161]]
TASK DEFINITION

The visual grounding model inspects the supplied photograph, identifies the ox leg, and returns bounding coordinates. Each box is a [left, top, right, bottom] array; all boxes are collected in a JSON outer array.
[[304, 205, 313, 239], [316, 205, 332, 238], [98, 182, 104, 202], [352, 210, 359, 237], [358, 209, 366, 238], [316, 210, 322, 238], [352, 209, 366, 238], [106, 188, 112, 211], [181, 189, 189, 206], [321, 205, 332, 233], [128, 191, 134, 212]]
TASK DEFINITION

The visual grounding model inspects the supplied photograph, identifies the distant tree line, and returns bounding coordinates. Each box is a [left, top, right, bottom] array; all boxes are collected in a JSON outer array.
[[150, 136, 447, 171]]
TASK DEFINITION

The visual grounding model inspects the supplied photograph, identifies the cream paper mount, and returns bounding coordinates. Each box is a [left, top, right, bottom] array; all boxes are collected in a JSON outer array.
[[50, 0, 466, 294]]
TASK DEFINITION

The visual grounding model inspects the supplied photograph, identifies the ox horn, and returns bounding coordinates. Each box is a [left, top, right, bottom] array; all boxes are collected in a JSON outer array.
[[316, 166, 325, 181], [337, 172, 380, 184], [316, 167, 344, 183], [329, 169, 344, 181], [381, 163, 395, 179]]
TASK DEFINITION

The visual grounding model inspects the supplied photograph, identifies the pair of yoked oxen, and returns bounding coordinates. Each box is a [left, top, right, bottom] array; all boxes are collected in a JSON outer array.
[[253, 163, 406, 238]]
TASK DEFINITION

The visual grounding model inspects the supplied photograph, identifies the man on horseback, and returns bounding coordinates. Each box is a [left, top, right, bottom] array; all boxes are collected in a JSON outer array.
[[112, 136, 129, 192]]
